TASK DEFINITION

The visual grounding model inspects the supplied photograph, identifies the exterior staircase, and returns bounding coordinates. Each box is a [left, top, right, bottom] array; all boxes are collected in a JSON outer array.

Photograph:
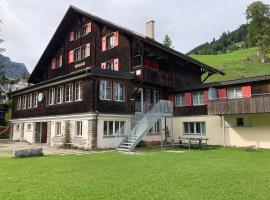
[[116, 100, 173, 152]]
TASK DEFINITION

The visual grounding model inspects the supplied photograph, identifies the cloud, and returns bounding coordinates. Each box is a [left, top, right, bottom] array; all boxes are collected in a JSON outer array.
[[0, 0, 263, 73]]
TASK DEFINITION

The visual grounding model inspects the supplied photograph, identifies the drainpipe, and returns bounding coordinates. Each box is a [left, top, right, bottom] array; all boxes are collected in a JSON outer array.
[[221, 115, 226, 147]]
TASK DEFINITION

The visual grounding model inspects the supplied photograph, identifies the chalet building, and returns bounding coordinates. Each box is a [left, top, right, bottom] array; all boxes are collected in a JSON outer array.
[[9, 6, 270, 150]]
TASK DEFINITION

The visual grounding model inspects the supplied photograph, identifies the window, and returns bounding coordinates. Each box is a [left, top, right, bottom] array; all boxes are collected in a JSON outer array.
[[56, 56, 62, 68], [27, 124, 32, 130], [227, 87, 242, 99], [56, 86, 64, 104], [22, 95, 27, 109], [106, 34, 114, 49], [74, 45, 87, 62], [33, 92, 38, 107], [75, 121, 82, 136], [103, 121, 125, 136], [236, 118, 244, 127], [55, 122, 62, 136], [184, 122, 206, 135], [27, 94, 32, 108], [100, 80, 112, 100], [74, 30, 80, 40], [192, 92, 204, 105], [113, 82, 125, 102], [75, 82, 83, 101], [82, 25, 88, 36], [175, 94, 185, 107], [17, 96, 22, 110], [154, 120, 161, 134], [65, 84, 73, 102], [106, 60, 114, 70], [48, 88, 55, 105]]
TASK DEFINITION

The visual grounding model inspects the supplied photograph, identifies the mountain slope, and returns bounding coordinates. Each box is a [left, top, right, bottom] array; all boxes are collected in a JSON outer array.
[[192, 48, 270, 82], [0, 54, 29, 79]]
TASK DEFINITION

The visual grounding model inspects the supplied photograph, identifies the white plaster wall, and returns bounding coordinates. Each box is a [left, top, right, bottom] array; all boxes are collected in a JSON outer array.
[[12, 123, 21, 141], [23, 123, 35, 143], [97, 115, 131, 149], [167, 115, 223, 145], [224, 113, 270, 149]]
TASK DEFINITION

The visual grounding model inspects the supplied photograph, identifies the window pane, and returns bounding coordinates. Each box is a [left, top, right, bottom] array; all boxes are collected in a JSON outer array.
[[108, 121, 113, 135], [192, 93, 199, 105], [103, 121, 108, 135], [201, 122, 206, 133], [184, 122, 189, 133], [115, 121, 119, 135], [195, 122, 201, 134], [189, 122, 194, 134]]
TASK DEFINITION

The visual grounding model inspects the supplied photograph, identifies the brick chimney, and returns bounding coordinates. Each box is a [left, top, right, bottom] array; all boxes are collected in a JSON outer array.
[[146, 20, 155, 39]]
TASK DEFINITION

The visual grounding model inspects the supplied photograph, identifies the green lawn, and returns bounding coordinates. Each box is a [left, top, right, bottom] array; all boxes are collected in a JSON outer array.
[[192, 48, 270, 82], [0, 148, 270, 200]]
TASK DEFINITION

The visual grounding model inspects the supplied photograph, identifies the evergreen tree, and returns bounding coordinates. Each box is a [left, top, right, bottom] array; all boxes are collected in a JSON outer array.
[[163, 34, 172, 48], [246, 1, 270, 63]]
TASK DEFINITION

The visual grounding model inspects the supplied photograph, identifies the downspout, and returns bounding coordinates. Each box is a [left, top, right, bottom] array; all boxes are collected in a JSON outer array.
[[221, 115, 226, 147]]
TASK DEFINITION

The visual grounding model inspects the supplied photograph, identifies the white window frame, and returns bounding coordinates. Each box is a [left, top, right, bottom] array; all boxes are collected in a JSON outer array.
[[75, 82, 83, 101], [56, 56, 62, 68], [75, 121, 83, 136], [65, 83, 73, 102], [192, 92, 204, 106], [82, 25, 88, 36], [227, 87, 242, 99], [55, 122, 62, 136], [56, 86, 64, 104], [106, 60, 114, 70], [22, 95, 27, 109], [183, 122, 206, 135], [103, 121, 125, 136], [74, 45, 87, 62], [33, 92, 38, 107], [113, 82, 125, 102], [74, 30, 80, 40], [27, 94, 32, 108], [106, 34, 115, 50], [99, 80, 112, 100], [17, 96, 22, 110], [175, 94, 185, 107], [48, 88, 55, 105]]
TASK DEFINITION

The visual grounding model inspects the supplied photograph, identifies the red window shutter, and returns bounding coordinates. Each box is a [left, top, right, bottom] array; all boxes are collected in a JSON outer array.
[[242, 85, 251, 98], [144, 59, 150, 68], [68, 50, 74, 64], [204, 91, 208, 104], [59, 55, 62, 67], [114, 31, 119, 47], [87, 22, 92, 33], [101, 62, 106, 69], [153, 63, 158, 71], [51, 58, 56, 69], [218, 88, 227, 100], [102, 36, 106, 51], [114, 58, 119, 71], [168, 95, 174, 102], [70, 32, 74, 41], [86, 43, 91, 57], [184, 93, 192, 106]]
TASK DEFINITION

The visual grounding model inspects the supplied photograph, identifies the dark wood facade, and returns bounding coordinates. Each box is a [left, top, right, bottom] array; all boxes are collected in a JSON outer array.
[[10, 6, 223, 120]]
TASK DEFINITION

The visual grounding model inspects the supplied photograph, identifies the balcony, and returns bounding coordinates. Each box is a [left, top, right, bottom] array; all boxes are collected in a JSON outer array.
[[207, 94, 270, 115], [134, 67, 182, 88]]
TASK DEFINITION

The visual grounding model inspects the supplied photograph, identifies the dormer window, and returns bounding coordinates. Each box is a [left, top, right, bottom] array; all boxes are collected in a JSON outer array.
[[102, 32, 119, 51]]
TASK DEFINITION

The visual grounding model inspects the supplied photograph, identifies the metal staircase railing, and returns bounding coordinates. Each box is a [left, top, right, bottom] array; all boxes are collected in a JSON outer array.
[[116, 100, 173, 152]]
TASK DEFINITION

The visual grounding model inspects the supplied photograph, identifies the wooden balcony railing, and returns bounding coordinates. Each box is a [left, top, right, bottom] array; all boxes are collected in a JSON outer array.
[[207, 93, 270, 115], [135, 67, 182, 88]]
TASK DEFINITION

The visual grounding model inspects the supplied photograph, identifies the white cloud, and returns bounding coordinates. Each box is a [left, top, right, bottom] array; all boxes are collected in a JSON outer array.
[[0, 0, 265, 72]]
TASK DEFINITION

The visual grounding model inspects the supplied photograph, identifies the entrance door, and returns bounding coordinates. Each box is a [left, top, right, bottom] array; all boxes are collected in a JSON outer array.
[[135, 88, 143, 113], [41, 122, 47, 143]]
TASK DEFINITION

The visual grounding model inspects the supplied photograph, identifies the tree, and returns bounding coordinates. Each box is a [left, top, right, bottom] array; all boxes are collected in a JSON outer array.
[[163, 34, 172, 48], [246, 1, 270, 63]]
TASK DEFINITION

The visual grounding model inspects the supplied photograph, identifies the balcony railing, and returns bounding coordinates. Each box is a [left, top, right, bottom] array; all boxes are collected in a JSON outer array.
[[134, 67, 182, 88], [207, 93, 270, 115]]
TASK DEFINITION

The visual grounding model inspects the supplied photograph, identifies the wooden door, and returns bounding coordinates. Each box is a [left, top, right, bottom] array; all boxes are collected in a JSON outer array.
[[41, 122, 47, 143]]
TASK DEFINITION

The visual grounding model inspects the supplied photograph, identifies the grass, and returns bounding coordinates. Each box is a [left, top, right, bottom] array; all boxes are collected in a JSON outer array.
[[192, 48, 270, 82], [0, 147, 270, 199]]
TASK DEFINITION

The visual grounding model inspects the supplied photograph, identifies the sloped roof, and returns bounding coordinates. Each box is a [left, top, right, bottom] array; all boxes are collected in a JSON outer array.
[[29, 5, 224, 83]]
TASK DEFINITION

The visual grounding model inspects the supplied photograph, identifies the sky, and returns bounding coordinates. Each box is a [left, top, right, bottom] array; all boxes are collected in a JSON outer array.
[[0, 0, 268, 73]]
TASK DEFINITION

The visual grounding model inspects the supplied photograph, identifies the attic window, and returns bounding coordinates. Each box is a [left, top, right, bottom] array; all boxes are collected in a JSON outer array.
[[74, 30, 80, 40]]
